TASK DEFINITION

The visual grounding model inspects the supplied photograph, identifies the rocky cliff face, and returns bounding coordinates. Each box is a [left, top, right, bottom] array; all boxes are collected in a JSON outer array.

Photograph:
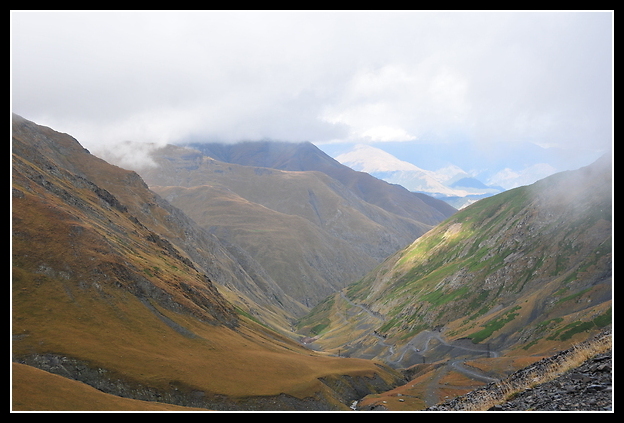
[[425, 328, 612, 411]]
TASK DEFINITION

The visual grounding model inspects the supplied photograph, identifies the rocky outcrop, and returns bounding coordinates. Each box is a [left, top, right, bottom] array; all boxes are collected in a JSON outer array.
[[426, 328, 612, 411], [489, 351, 612, 411]]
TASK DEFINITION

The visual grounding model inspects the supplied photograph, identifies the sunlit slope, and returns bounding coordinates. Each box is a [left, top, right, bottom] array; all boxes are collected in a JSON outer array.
[[11, 114, 403, 411], [300, 155, 612, 361]]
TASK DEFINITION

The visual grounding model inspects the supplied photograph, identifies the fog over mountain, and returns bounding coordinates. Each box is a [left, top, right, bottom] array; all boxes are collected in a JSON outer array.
[[11, 98, 612, 411], [299, 152, 612, 374]]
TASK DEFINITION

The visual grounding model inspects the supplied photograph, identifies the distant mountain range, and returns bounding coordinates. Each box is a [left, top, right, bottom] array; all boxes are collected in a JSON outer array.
[[334, 144, 505, 208], [320, 139, 587, 194], [182, 140, 456, 223]]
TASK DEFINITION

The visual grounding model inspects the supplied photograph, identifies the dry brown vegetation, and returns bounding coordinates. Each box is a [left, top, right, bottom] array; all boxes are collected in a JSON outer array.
[[12, 249, 400, 409], [11, 363, 210, 411], [11, 115, 612, 412]]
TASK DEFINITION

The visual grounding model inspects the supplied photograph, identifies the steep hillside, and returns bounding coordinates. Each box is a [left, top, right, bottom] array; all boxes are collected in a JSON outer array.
[[12, 115, 239, 329], [130, 143, 438, 310], [12, 363, 210, 411], [11, 114, 297, 332], [298, 154, 612, 370], [11, 114, 404, 411]]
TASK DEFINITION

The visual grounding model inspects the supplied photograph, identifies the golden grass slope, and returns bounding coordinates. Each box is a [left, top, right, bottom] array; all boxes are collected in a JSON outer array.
[[13, 253, 399, 409], [12, 363, 210, 411], [11, 114, 403, 411]]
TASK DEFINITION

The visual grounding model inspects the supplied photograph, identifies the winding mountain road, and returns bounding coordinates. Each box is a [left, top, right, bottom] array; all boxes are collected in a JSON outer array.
[[310, 293, 502, 409], [339, 292, 385, 322], [449, 360, 499, 383], [337, 292, 500, 372], [373, 329, 502, 408], [416, 331, 500, 358], [375, 329, 500, 367]]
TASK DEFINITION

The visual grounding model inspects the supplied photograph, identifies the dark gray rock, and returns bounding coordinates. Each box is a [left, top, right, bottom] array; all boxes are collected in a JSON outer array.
[[426, 329, 612, 412]]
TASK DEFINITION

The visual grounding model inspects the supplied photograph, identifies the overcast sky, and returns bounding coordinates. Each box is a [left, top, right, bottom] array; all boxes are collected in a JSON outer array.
[[11, 10, 613, 174]]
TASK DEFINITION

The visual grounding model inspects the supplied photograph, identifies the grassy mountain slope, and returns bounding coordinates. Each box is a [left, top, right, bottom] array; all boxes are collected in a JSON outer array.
[[299, 154, 612, 367], [153, 183, 377, 309], [132, 143, 437, 311], [11, 114, 404, 411], [12, 362, 210, 411]]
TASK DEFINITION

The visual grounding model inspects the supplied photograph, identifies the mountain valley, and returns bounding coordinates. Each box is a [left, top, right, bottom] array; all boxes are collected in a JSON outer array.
[[133, 142, 450, 313], [11, 114, 612, 411]]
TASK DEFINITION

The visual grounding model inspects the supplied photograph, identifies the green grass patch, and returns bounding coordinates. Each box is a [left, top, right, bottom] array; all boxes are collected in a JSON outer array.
[[421, 285, 470, 307], [309, 323, 329, 336], [555, 287, 591, 305], [468, 306, 521, 344], [549, 308, 612, 341]]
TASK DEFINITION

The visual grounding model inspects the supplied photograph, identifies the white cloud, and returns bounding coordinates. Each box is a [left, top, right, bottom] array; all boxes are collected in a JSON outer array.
[[11, 11, 612, 173], [93, 140, 161, 171], [319, 62, 470, 143], [488, 163, 558, 190], [359, 126, 416, 143]]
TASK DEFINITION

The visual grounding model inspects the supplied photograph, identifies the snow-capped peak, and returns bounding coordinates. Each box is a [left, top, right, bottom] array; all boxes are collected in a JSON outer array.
[[432, 164, 470, 185], [332, 144, 506, 209], [335, 144, 468, 196], [335, 144, 422, 173]]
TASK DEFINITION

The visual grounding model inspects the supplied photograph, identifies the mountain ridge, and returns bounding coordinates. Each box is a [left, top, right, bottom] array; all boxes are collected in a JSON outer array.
[[183, 140, 457, 224], [11, 114, 240, 328], [334, 143, 505, 209], [12, 114, 611, 411]]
